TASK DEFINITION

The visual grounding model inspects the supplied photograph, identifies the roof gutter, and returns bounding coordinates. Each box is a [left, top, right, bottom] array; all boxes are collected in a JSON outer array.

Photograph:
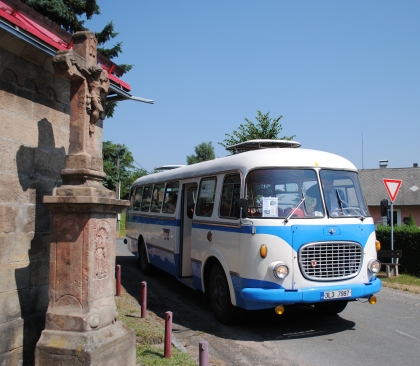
[[0, 4, 153, 104]]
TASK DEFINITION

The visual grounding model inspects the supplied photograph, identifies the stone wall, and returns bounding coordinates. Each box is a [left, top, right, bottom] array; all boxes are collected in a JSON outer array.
[[0, 28, 70, 365]]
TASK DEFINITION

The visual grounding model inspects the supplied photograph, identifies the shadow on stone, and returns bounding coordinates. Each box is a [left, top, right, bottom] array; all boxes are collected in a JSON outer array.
[[15, 119, 65, 365]]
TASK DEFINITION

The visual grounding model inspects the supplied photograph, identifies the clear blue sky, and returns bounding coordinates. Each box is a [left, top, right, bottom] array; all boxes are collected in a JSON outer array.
[[86, 1, 419, 172]]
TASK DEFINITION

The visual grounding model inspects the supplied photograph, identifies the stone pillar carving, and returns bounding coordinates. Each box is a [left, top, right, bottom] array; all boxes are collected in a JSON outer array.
[[35, 31, 135, 365]]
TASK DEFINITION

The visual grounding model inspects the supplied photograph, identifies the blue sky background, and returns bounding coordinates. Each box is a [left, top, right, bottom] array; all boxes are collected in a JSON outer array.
[[86, 1, 419, 172]]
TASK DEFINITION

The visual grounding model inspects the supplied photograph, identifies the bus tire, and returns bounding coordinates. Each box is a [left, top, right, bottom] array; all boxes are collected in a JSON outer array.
[[209, 264, 243, 325], [314, 300, 348, 315], [139, 239, 152, 275]]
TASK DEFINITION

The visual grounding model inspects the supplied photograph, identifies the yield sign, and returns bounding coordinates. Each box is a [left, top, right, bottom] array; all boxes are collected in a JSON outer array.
[[383, 179, 402, 203]]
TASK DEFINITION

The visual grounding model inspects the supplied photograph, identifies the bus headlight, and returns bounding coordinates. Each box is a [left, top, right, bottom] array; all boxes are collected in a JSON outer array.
[[368, 259, 381, 274], [273, 263, 289, 279]]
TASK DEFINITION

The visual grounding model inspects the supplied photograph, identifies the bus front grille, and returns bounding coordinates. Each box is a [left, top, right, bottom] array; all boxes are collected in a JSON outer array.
[[299, 242, 363, 281]]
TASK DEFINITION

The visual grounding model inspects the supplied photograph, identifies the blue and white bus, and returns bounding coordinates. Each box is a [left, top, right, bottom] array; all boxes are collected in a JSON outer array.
[[125, 140, 381, 324]]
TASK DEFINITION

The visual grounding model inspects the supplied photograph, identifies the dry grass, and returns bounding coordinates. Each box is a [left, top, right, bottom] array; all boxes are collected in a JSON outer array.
[[115, 288, 197, 366]]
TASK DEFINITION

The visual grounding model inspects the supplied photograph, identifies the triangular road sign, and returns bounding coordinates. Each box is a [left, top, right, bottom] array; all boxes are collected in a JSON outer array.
[[383, 179, 402, 203]]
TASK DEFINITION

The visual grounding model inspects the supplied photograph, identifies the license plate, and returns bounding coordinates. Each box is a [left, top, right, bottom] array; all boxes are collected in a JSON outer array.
[[321, 289, 351, 300]]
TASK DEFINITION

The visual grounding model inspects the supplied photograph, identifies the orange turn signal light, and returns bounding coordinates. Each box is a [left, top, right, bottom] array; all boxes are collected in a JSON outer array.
[[260, 244, 267, 258], [375, 240, 381, 251], [275, 305, 285, 315], [369, 295, 377, 305]]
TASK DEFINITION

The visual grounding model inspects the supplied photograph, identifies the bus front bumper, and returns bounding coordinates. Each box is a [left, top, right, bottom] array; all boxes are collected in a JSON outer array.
[[239, 278, 382, 308]]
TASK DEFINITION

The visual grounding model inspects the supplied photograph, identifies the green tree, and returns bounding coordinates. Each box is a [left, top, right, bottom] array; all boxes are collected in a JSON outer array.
[[405, 214, 417, 226], [102, 141, 147, 198], [22, 0, 133, 117], [186, 142, 215, 165], [219, 110, 295, 152]]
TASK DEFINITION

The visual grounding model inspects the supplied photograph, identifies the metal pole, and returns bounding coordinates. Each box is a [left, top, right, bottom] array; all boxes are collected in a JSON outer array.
[[141, 281, 147, 318], [164, 311, 172, 358], [115, 265, 121, 297], [390, 201, 394, 251], [199, 341, 209, 366]]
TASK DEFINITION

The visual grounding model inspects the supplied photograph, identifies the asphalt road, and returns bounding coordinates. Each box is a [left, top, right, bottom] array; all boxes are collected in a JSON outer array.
[[116, 239, 420, 365]]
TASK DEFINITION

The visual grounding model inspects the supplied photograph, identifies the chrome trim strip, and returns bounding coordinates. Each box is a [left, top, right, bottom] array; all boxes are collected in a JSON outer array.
[[146, 243, 174, 254], [193, 220, 240, 228]]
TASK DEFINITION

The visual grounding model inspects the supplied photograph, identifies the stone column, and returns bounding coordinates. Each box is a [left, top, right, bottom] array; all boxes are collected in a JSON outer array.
[[35, 32, 135, 365]]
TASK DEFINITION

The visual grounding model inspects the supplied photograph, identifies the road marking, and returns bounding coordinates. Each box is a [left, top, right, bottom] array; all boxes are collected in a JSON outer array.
[[395, 330, 420, 342]]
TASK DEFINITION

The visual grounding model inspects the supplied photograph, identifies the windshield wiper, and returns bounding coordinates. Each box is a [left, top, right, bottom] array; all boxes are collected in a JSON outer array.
[[283, 190, 305, 223], [335, 190, 365, 221]]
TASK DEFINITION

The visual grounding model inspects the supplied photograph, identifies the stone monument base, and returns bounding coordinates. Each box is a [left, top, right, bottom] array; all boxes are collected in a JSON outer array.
[[35, 321, 135, 365]]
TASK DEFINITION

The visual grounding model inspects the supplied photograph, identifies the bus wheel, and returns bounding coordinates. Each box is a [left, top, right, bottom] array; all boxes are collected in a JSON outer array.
[[314, 301, 348, 315], [209, 264, 242, 324], [139, 240, 152, 275]]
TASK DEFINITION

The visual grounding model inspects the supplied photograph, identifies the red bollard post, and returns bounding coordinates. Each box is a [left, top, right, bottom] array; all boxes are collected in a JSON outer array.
[[141, 281, 147, 318], [199, 341, 209, 366], [164, 311, 172, 358], [115, 264, 121, 297]]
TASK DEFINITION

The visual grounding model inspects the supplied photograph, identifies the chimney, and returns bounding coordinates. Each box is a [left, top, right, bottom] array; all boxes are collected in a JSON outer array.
[[379, 160, 388, 169], [414, 163, 418, 168]]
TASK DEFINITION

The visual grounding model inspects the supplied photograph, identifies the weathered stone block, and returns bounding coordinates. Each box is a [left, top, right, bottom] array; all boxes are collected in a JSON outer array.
[[0, 290, 21, 323], [35, 322, 136, 366], [0, 318, 24, 354], [0, 203, 37, 234], [0, 173, 36, 204], [0, 33, 26, 58], [0, 261, 30, 292], [0, 140, 20, 175], [15, 92, 35, 117], [0, 110, 38, 146], [0, 88, 17, 110], [0, 232, 34, 264], [0, 346, 23, 366]]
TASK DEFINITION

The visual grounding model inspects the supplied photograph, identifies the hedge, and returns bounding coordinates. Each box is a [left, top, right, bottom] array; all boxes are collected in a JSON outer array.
[[376, 225, 420, 277]]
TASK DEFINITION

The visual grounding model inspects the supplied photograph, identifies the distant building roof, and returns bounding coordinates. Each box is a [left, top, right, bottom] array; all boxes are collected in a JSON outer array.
[[359, 166, 420, 206]]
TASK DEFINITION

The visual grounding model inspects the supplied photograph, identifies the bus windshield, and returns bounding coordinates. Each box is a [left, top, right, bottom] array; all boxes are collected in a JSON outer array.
[[320, 169, 370, 218], [245, 169, 324, 218]]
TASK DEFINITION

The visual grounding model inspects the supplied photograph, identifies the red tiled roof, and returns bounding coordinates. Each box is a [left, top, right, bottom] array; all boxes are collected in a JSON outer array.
[[0, 0, 131, 92]]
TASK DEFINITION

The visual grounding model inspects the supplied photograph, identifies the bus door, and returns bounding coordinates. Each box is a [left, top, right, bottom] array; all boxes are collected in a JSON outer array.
[[179, 183, 197, 277]]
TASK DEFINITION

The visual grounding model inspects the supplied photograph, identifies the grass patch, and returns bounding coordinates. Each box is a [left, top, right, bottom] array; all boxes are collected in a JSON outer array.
[[136, 345, 196, 366], [116, 290, 196, 366], [380, 273, 420, 287]]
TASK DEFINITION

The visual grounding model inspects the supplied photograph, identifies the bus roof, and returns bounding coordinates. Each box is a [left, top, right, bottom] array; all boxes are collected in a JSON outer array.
[[132, 148, 357, 185]]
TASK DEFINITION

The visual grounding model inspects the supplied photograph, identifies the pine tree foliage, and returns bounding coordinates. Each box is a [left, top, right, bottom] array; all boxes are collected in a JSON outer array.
[[219, 110, 295, 153], [23, 0, 134, 117]]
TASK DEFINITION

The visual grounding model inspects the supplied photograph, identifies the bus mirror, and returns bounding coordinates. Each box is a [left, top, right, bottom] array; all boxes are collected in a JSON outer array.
[[236, 199, 248, 219], [380, 199, 389, 217]]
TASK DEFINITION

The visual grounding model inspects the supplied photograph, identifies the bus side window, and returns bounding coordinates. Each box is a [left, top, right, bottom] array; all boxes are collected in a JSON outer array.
[[151, 183, 165, 213], [162, 181, 179, 214], [220, 174, 241, 218], [140, 185, 152, 212], [196, 177, 217, 217], [132, 186, 143, 211]]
